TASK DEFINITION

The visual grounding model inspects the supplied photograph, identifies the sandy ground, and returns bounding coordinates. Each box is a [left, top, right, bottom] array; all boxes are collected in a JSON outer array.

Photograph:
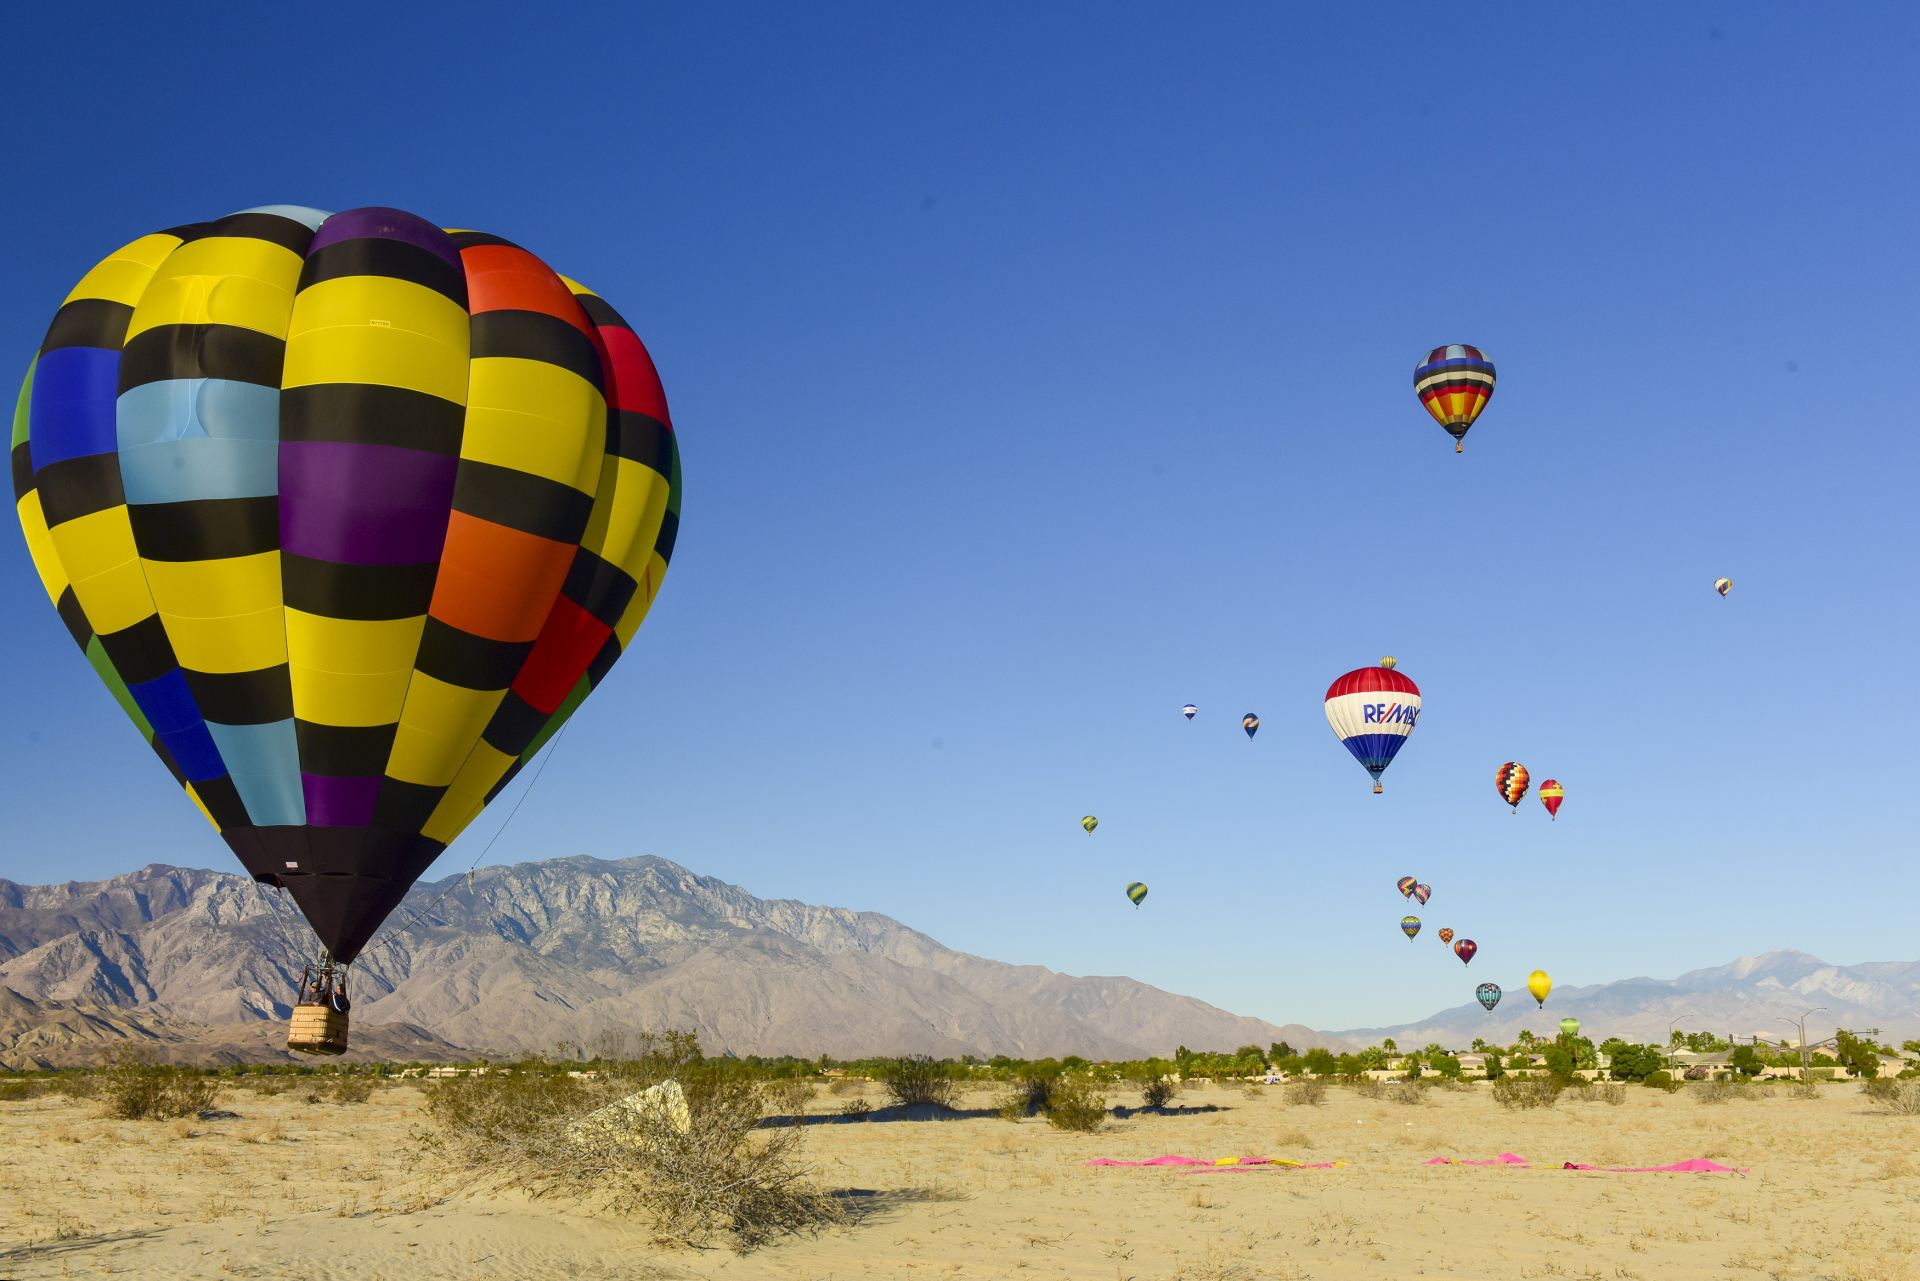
[[1, 1078, 1916, 1280]]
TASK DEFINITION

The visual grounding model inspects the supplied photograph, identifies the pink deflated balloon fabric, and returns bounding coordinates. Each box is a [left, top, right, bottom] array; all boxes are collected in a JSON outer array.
[[1084, 1155, 1342, 1169]]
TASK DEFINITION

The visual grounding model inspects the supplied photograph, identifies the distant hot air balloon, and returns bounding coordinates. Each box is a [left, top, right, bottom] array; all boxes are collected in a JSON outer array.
[[1413, 344, 1496, 453], [1558, 1017, 1581, 1039], [1082, 816, 1099, 834], [1325, 664, 1422, 794], [1412, 883, 1431, 905], [13, 204, 685, 1057], [1715, 578, 1732, 597], [1496, 762, 1530, 812], [1125, 882, 1148, 908], [1380, 656, 1397, 669], [1527, 970, 1552, 1008], [1396, 876, 1417, 898], [1539, 780, 1564, 820], [1182, 704, 1197, 720], [1400, 916, 1422, 940], [1454, 938, 1477, 965], [1437, 928, 1454, 945], [1476, 983, 1502, 1013], [1243, 713, 1260, 738]]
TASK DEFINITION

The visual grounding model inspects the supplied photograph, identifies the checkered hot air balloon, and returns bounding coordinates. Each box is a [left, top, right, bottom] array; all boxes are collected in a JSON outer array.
[[1325, 663, 1422, 793], [1400, 916, 1422, 940], [1496, 762, 1530, 812], [1413, 344, 1495, 453], [1438, 928, 1454, 945], [14, 206, 682, 1048]]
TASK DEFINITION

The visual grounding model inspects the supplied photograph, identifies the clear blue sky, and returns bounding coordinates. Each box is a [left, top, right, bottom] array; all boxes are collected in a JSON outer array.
[[3, 3, 1915, 1032]]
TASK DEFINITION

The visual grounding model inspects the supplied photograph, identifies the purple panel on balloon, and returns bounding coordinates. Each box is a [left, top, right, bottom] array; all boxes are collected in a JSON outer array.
[[308, 207, 462, 267], [302, 773, 381, 828], [280, 441, 456, 565]]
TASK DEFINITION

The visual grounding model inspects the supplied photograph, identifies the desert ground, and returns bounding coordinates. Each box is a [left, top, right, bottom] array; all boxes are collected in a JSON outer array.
[[1, 1077, 1915, 1281]]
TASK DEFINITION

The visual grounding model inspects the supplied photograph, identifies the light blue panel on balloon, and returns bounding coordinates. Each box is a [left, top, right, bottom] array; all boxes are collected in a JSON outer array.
[[206, 720, 307, 826], [117, 378, 280, 505]]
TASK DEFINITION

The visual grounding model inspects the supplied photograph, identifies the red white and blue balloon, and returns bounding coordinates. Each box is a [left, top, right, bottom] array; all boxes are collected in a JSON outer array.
[[1324, 662, 1422, 793]]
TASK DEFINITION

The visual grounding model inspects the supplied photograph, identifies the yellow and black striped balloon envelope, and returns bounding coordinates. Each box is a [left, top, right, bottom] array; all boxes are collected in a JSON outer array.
[[1125, 881, 1148, 908], [13, 205, 681, 965]]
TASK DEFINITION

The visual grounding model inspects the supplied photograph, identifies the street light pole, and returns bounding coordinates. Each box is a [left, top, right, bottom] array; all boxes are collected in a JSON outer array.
[[1777, 1008, 1827, 1086]]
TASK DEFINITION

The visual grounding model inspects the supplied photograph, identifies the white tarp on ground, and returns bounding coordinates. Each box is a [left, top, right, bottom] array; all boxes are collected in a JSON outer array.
[[567, 1079, 692, 1142]]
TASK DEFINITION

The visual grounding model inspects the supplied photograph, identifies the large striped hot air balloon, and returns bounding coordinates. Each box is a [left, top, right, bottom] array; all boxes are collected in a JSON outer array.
[[1413, 344, 1495, 453], [1324, 663, 1422, 793], [14, 205, 681, 1051]]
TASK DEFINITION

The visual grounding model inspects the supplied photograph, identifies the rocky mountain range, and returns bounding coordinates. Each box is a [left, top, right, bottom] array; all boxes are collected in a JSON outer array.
[[0, 856, 1341, 1065], [1335, 950, 1920, 1050]]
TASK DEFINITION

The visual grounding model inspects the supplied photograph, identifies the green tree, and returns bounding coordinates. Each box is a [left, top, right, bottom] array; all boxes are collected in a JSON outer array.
[[1270, 1041, 1295, 1061], [1381, 1038, 1397, 1054], [1303, 1048, 1338, 1077], [1834, 1031, 1881, 1079], [1542, 1046, 1574, 1076], [1728, 1045, 1763, 1077], [1429, 1053, 1462, 1080]]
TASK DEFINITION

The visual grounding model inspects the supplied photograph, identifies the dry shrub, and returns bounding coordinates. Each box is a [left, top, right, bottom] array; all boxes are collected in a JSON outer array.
[[239, 1120, 287, 1144], [1044, 1076, 1108, 1133], [998, 1075, 1054, 1121], [1862, 1079, 1920, 1115], [1694, 1080, 1771, 1104], [98, 1048, 217, 1121], [880, 1055, 956, 1109], [0, 1077, 49, 1101], [1349, 1077, 1385, 1100], [1285, 1078, 1326, 1107], [1274, 1127, 1315, 1149], [423, 1049, 838, 1251], [1385, 1083, 1431, 1106], [1492, 1075, 1567, 1110], [836, 1098, 871, 1119], [825, 1079, 857, 1096], [1140, 1078, 1179, 1109], [764, 1077, 816, 1115], [1568, 1082, 1627, 1106]]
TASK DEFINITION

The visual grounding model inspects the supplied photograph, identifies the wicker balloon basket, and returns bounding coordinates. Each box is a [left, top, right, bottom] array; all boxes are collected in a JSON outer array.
[[287, 1002, 350, 1055]]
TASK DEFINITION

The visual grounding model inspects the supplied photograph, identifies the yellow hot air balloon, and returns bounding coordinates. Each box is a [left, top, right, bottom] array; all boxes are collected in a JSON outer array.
[[1082, 816, 1098, 834], [1714, 578, 1732, 597], [1380, 655, 1397, 670], [1527, 969, 1552, 1008]]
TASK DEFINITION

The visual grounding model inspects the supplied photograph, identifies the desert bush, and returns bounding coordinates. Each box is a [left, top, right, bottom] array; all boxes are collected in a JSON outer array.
[[880, 1055, 956, 1110], [98, 1049, 218, 1121], [1044, 1076, 1108, 1132], [1385, 1083, 1430, 1106], [0, 1077, 49, 1101], [764, 1077, 816, 1115], [1349, 1077, 1385, 1100], [425, 1049, 838, 1250], [997, 1065, 1059, 1120], [1568, 1083, 1626, 1106], [1694, 1080, 1772, 1104], [1642, 1071, 1681, 1093], [1864, 1079, 1920, 1114], [1139, 1077, 1179, 1109], [1285, 1078, 1327, 1107], [836, 1098, 871, 1119], [1492, 1075, 1567, 1110]]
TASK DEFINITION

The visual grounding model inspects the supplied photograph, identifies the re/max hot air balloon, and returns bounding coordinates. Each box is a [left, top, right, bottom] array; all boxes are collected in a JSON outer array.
[[1242, 712, 1259, 738], [1324, 663, 1422, 793], [1182, 704, 1197, 720], [1412, 883, 1431, 905], [1437, 927, 1454, 945], [1496, 762, 1530, 812], [1539, 779, 1564, 820], [1126, 882, 1148, 908], [1476, 983, 1502, 1012], [1558, 1017, 1581, 1039], [1396, 876, 1417, 898], [1528, 970, 1553, 1008], [1715, 578, 1731, 597], [14, 206, 682, 1055], [1400, 916, 1422, 940], [1082, 816, 1098, 834], [1413, 345, 1495, 453], [1454, 938, 1477, 965]]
